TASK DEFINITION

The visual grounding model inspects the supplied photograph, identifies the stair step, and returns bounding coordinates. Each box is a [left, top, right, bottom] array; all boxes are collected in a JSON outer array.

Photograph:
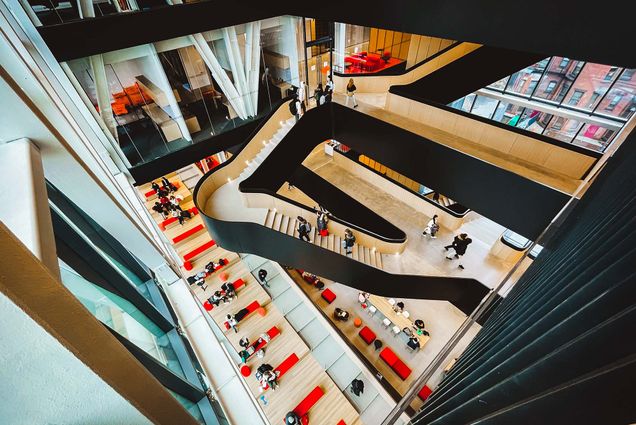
[[280, 215, 290, 234], [334, 236, 341, 254], [363, 247, 370, 264], [321, 235, 328, 249], [328, 234, 334, 251], [265, 210, 276, 228], [273, 212, 283, 231], [376, 252, 383, 269], [352, 245, 359, 261], [309, 227, 316, 243], [288, 219, 297, 236], [369, 249, 377, 267]]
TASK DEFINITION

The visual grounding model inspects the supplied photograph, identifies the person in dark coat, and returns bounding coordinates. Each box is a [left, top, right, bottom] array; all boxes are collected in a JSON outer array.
[[444, 233, 472, 269], [297, 217, 311, 242], [343, 229, 356, 255], [258, 269, 270, 287]]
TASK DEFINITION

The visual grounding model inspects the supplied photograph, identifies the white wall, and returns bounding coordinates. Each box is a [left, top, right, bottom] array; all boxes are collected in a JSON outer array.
[[0, 292, 153, 425]]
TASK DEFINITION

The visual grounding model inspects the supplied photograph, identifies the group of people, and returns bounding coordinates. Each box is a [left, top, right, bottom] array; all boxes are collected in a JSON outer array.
[[288, 78, 337, 122], [315, 206, 329, 236], [151, 192, 191, 225], [151, 176, 177, 197], [255, 363, 279, 392], [421, 214, 473, 269], [238, 332, 271, 363], [208, 280, 237, 308], [187, 258, 228, 291]]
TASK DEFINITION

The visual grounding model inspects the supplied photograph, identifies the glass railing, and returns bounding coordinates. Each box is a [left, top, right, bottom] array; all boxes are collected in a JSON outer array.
[[61, 19, 303, 168]]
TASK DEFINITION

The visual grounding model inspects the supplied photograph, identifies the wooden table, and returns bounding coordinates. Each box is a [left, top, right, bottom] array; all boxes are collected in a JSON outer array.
[[368, 294, 430, 347]]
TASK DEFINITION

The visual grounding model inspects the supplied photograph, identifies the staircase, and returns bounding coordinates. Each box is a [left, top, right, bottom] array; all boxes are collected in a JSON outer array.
[[178, 164, 203, 191], [262, 209, 384, 270], [238, 117, 296, 182]]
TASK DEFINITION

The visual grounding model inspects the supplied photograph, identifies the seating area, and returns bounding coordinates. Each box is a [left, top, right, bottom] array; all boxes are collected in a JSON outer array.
[[293, 386, 325, 420], [172, 223, 205, 244], [343, 52, 404, 74], [159, 207, 198, 230], [379, 347, 412, 380], [358, 326, 377, 345], [183, 239, 216, 270]]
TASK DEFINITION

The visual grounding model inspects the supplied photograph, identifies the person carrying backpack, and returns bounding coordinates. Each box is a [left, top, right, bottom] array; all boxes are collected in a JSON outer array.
[[297, 217, 311, 242]]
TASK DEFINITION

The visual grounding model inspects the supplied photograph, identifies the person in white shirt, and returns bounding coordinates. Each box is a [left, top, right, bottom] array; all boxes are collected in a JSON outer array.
[[325, 77, 334, 93], [422, 214, 440, 238], [298, 81, 307, 113]]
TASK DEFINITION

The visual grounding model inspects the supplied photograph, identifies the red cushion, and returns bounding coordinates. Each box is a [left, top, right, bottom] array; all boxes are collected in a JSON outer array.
[[392, 359, 412, 380], [240, 365, 251, 377], [321, 288, 336, 304], [275, 353, 299, 378], [379, 347, 398, 366], [203, 301, 213, 311], [245, 301, 261, 313], [358, 326, 376, 345], [233, 278, 245, 290], [172, 224, 204, 244], [183, 239, 215, 262], [293, 386, 325, 418], [418, 385, 433, 401], [159, 207, 198, 230], [336, 421, 346, 425]]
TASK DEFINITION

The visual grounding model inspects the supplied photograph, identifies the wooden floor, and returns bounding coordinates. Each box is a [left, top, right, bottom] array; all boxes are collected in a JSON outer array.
[[138, 175, 362, 425]]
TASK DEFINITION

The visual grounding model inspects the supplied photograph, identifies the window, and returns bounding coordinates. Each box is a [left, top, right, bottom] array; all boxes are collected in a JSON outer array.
[[568, 89, 585, 106], [588, 92, 601, 106], [573, 123, 616, 152], [605, 66, 619, 81], [558, 58, 570, 69], [505, 58, 549, 96], [605, 94, 623, 111], [620, 69, 636, 81], [544, 81, 557, 94], [471, 95, 499, 119]]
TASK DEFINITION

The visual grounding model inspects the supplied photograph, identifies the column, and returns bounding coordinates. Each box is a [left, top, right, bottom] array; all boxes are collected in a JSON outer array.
[[223, 26, 253, 116], [334, 22, 346, 74]]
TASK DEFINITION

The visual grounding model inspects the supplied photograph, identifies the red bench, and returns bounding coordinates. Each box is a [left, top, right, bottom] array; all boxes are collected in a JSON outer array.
[[204, 258, 229, 276], [159, 207, 198, 231], [293, 386, 325, 419], [321, 288, 336, 304], [172, 224, 205, 244], [223, 301, 262, 330], [418, 385, 433, 402], [145, 181, 180, 198], [183, 239, 216, 270], [379, 347, 412, 380], [247, 326, 281, 357], [358, 326, 376, 345], [201, 278, 247, 311], [263, 352, 299, 390], [336, 421, 346, 425]]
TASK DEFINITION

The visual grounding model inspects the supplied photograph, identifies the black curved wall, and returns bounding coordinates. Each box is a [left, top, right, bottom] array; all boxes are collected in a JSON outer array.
[[198, 213, 489, 315], [244, 103, 569, 240]]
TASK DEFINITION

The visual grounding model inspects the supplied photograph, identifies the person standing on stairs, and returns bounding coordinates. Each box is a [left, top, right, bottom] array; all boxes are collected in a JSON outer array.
[[344, 229, 356, 255], [422, 215, 440, 238], [297, 217, 312, 242], [289, 96, 301, 122], [298, 81, 307, 114], [346, 78, 358, 108], [444, 233, 472, 269]]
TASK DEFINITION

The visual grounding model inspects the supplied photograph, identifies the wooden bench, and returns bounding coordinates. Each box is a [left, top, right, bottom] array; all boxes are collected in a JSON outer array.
[[183, 239, 216, 270], [223, 301, 262, 329]]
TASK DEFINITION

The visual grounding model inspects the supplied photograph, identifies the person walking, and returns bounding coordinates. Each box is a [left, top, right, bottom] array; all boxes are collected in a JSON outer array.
[[314, 83, 325, 106], [289, 96, 300, 122], [422, 215, 440, 238], [298, 81, 307, 113], [343, 229, 356, 255], [325, 76, 334, 94], [346, 78, 358, 108], [257, 268, 270, 288], [444, 233, 472, 269], [297, 217, 312, 242]]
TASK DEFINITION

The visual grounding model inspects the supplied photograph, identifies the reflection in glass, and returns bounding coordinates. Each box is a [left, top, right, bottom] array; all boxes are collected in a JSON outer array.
[[59, 263, 187, 380], [543, 116, 583, 142], [516, 109, 553, 134], [488, 76, 509, 91], [505, 58, 549, 96], [449, 94, 476, 113], [573, 123, 616, 151], [562, 63, 618, 111], [471, 95, 498, 118], [533, 56, 585, 103], [595, 68, 636, 120]]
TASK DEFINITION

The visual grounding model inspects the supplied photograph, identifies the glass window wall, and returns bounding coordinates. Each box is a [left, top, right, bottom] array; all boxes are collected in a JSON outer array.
[[449, 56, 633, 153]]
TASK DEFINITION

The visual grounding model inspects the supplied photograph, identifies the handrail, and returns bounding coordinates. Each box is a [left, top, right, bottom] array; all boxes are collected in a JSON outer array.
[[240, 185, 407, 244]]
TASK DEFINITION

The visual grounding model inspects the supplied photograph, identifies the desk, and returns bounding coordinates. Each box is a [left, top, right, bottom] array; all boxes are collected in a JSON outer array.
[[368, 295, 430, 347]]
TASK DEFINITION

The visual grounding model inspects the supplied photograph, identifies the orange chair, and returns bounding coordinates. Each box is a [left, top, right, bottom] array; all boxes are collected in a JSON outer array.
[[353, 317, 362, 328]]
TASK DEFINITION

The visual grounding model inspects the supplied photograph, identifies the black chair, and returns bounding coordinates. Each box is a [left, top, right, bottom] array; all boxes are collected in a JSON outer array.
[[374, 339, 383, 351]]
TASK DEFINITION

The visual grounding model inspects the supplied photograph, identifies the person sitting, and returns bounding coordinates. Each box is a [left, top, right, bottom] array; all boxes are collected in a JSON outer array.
[[358, 292, 370, 304], [239, 336, 250, 349], [178, 209, 192, 225], [151, 181, 161, 193], [233, 306, 250, 322], [188, 271, 207, 290], [285, 412, 302, 425], [169, 195, 183, 210], [161, 176, 177, 192], [333, 307, 350, 322], [205, 258, 226, 274], [407, 336, 421, 351], [209, 291, 224, 307], [226, 314, 238, 333], [221, 282, 236, 301], [394, 301, 405, 314]]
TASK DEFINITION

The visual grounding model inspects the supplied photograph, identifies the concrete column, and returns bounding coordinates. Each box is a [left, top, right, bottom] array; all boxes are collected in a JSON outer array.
[[0, 138, 59, 278], [334, 22, 346, 73], [223, 27, 253, 116], [190, 33, 248, 119], [147, 44, 192, 141]]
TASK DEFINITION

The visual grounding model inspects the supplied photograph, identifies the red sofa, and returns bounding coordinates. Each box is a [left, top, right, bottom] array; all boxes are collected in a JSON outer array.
[[418, 385, 433, 402], [380, 347, 412, 380], [358, 326, 376, 345]]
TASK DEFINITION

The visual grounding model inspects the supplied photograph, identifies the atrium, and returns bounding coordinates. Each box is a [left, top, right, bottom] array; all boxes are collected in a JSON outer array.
[[0, 1, 634, 424]]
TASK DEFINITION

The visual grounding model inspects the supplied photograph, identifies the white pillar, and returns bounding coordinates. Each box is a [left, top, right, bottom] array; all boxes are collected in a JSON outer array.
[[190, 33, 248, 119], [223, 27, 253, 116], [77, 0, 94, 18], [246, 21, 261, 116], [147, 44, 192, 141], [334, 23, 346, 74], [88, 55, 119, 139]]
